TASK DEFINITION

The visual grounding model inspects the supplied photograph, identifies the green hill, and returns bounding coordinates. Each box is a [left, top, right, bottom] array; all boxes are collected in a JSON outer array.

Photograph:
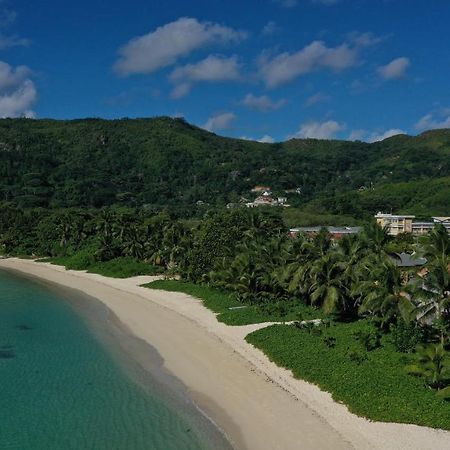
[[0, 117, 449, 219]]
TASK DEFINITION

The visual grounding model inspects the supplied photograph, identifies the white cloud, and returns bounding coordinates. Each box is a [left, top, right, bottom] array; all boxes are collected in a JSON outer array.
[[242, 93, 286, 112], [170, 83, 192, 99], [262, 21, 279, 36], [0, 34, 29, 50], [289, 120, 344, 139], [258, 135, 275, 143], [368, 128, 405, 142], [203, 112, 236, 132], [377, 57, 410, 80], [348, 31, 383, 48], [170, 55, 241, 98], [0, 62, 31, 90], [348, 128, 405, 142], [240, 134, 276, 143], [0, 6, 30, 50], [348, 129, 366, 141], [114, 17, 247, 76], [0, 61, 36, 118], [415, 112, 450, 131], [304, 92, 330, 107], [259, 40, 358, 88]]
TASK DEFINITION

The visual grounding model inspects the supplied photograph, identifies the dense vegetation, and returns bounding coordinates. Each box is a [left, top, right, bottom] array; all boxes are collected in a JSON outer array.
[[247, 320, 450, 429], [145, 280, 322, 325], [0, 117, 449, 219], [1, 116, 449, 428]]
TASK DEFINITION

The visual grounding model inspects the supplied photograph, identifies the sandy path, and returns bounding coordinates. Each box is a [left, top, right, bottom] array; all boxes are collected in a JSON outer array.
[[1, 258, 449, 450]]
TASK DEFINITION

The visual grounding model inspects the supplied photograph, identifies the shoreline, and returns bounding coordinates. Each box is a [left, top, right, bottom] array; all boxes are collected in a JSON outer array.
[[1, 259, 450, 449], [4, 269, 235, 450]]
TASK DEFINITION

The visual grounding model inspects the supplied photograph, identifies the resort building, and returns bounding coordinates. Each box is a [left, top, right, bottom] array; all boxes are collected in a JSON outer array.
[[375, 213, 415, 236], [375, 213, 450, 236], [289, 226, 362, 239], [251, 185, 271, 193], [246, 192, 289, 208]]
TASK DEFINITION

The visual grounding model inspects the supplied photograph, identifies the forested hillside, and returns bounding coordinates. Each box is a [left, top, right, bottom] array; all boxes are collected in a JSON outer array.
[[0, 117, 449, 218]]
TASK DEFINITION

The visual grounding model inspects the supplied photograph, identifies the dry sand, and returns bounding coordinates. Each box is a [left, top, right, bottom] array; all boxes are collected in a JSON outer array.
[[1, 258, 449, 450]]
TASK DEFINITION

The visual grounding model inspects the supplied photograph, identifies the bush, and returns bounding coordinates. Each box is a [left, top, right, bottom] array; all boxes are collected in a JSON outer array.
[[391, 321, 425, 353], [246, 321, 450, 430]]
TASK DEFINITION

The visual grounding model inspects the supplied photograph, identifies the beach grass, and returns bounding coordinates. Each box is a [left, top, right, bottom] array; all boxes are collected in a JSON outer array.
[[144, 280, 323, 325], [246, 320, 450, 430]]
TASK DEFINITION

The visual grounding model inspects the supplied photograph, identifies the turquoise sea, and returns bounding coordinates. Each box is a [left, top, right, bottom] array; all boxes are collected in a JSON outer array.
[[0, 270, 231, 450]]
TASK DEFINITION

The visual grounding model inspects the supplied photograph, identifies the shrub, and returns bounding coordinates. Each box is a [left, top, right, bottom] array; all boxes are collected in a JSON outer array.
[[391, 321, 425, 353]]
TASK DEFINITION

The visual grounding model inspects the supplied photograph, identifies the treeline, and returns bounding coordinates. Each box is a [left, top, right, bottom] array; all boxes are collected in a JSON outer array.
[[1, 204, 450, 395], [0, 118, 449, 218]]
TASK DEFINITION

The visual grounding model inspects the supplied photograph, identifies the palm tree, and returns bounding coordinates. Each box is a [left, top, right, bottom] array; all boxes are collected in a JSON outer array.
[[406, 343, 450, 390], [362, 221, 390, 258], [122, 226, 145, 259], [353, 255, 414, 326], [56, 212, 74, 248], [306, 251, 348, 314], [424, 224, 450, 262], [409, 254, 450, 341]]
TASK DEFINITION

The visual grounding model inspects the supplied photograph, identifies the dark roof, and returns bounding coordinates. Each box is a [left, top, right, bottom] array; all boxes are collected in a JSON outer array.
[[391, 252, 427, 267], [290, 226, 362, 234]]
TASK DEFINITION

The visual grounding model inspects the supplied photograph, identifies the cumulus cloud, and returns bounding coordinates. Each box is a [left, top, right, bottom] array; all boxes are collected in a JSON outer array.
[[0, 34, 29, 50], [203, 112, 236, 132], [114, 17, 247, 76], [242, 93, 286, 112], [0, 61, 36, 118], [348, 129, 366, 141], [262, 21, 279, 36], [368, 128, 405, 142], [415, 111, 450, 131], [170, 55, 242, 98], [348, 128, 405, 142], [240, 134, 276, 143], [258, 135, 275, 143], [377, 57, 410, 80], [304, 92, 330, 107], [0, 6, 30, 50], [348, 31, 383, 48], [289, 120, 344, 139], [258, 40, 358, 88]]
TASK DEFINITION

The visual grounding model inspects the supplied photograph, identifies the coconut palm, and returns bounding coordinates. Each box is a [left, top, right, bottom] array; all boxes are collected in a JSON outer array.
[[362, 221, 390, 257], [409, 255, 450, 341], [306, 251, 348, 314], [406, 343, 450, 390], [353, 255, 414, 326], [424, 224, 450, 262]]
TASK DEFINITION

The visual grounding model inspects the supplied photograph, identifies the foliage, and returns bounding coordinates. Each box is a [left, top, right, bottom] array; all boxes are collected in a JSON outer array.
[[41, 254, 163, 278], [0, 118, 449, 217], [246, 321, 450, 429], [406, 344, 450, 390], [391, 321, 426, 353], [144, 280, 322, 325]]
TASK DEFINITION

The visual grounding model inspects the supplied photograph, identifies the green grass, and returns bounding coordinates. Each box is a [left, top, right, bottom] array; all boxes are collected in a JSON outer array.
[[144, 280, 323, 325], [246, 320, 450, 430], [282, 208, 361, 227], [39, 254, 164, 278]]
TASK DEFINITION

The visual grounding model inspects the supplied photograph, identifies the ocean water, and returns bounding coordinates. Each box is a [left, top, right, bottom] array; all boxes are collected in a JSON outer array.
[[0, 270, 231, 450]]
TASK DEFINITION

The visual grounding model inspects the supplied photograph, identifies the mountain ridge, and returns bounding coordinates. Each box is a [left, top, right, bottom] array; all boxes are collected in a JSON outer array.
[[0, 117, 448, 218]]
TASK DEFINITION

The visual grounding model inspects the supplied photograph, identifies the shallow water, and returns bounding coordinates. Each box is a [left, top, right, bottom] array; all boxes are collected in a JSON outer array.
[[0, 270, 231, 450]]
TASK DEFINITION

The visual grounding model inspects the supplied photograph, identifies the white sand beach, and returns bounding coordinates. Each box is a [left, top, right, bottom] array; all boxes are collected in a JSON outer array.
[[1, 258, 449, 450]]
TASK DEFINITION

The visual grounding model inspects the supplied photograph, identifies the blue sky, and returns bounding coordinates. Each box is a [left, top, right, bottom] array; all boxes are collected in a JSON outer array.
[[3, 0, 450, 142]]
